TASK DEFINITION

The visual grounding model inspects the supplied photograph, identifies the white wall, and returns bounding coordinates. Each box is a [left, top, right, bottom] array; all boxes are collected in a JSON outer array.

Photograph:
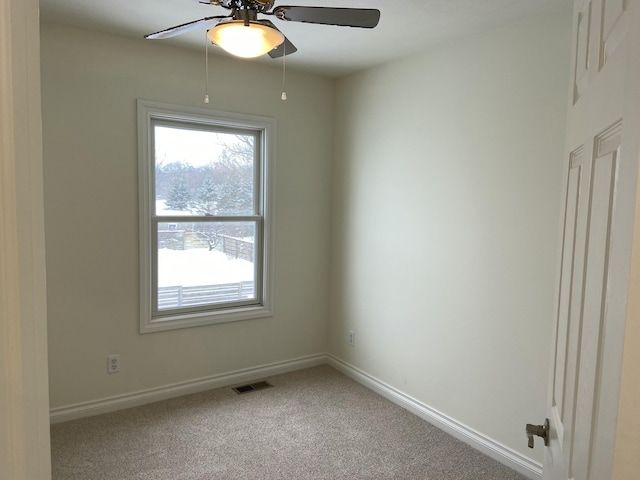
[[329, 10, 571, 464], [41, 23, 333, 408]]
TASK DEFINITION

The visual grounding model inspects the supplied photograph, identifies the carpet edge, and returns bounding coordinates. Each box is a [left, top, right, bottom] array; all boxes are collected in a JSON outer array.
[[326, 354, 542, 480]]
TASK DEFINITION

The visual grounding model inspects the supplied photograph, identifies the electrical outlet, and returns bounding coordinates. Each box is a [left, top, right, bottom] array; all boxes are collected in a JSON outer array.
[[348, 330, 355, 347], [107, 354, 120, 374]]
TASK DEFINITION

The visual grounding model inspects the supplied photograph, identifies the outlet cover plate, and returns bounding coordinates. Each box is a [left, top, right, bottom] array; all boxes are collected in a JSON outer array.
[[107, 354, 120, 373]]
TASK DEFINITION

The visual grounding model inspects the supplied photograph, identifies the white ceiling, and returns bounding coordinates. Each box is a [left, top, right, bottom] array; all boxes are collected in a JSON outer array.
[[39, 0, 571, 78]]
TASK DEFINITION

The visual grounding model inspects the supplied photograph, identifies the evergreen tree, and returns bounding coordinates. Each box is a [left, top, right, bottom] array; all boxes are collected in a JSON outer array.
[[215, 180, 253, 216], [165, 177, 190, 210], [214, 142, 254, 216], [192, 176, 218, 216]]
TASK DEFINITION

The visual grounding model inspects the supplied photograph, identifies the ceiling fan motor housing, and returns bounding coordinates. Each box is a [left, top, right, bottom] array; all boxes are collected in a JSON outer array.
[[235, 8, 258, 25]]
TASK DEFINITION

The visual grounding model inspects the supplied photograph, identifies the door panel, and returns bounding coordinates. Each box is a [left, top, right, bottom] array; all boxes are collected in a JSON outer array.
[[552, 148, 583, 422], [573, 1, 592, 104], [571, 122, 620, 480], [587, 123, 623, 480], [546, 147, 590, 480], [599, 0, 627, 69]]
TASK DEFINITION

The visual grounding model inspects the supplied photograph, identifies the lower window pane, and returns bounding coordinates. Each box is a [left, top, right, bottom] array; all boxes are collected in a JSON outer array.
[[157, 221, 256, 311]]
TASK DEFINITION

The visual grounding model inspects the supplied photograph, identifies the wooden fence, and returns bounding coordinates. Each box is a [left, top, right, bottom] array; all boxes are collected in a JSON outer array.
[[158, 230, 254, 263], [158, 281, 255, 310], [222, 236, 254, 262]]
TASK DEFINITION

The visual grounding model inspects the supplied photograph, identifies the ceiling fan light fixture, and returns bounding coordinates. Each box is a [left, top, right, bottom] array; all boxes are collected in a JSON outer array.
[[208, 20, 284, 58]]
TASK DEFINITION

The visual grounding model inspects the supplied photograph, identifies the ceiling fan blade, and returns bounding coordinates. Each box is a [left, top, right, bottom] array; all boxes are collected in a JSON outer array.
[[272, 6, 380, 28], [259, 20, 298, 58], [268, 37, 297, 58], [145, 15, 228, 39]]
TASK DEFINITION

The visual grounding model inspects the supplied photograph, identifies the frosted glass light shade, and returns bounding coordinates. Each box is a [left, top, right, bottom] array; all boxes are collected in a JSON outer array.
[[208, 21, 284, 58]]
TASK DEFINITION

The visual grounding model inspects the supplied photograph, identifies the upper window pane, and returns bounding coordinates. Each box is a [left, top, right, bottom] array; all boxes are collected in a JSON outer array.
[[154, 125, 256, 217]]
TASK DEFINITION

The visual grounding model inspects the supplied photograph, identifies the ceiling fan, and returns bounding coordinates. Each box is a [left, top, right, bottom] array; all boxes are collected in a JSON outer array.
[[145, 0, 381, 59]]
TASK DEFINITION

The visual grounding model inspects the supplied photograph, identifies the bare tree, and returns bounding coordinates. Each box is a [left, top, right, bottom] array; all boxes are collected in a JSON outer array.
[[194, 222, 227, 251]]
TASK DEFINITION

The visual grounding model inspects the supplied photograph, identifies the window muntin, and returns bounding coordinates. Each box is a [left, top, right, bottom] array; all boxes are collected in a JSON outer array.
[[138, 101, 274, 333]]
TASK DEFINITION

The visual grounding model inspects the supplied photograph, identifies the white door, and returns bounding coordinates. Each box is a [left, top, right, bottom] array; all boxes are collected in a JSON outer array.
[[541, 1, 640, 479]]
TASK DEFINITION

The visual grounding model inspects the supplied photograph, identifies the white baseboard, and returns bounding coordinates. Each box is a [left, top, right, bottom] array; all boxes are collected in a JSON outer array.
[[49, 354, 326, 424], [50, 352, 542, 480], [326, 354, 542, 480]]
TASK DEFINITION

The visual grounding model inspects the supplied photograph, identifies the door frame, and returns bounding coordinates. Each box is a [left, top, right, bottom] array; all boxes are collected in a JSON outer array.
[[612, 1, 640, 476], [0, 0, 51, 478]]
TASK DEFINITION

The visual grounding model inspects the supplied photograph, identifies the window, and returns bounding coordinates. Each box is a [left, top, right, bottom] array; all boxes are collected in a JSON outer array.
[[138, 100, 275, 333]]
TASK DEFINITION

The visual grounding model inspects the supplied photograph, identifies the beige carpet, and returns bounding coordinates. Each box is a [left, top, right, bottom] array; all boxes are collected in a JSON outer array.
[[50, 365, 528, 479]]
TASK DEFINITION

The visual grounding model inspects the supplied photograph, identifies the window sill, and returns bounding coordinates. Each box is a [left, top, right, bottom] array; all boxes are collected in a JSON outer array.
[[140, 304, 274, 334]]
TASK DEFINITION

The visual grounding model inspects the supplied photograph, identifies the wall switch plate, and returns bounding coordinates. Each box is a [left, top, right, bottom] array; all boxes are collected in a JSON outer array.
[[348, 330, 355, 347], [107, 354, 120, 374]]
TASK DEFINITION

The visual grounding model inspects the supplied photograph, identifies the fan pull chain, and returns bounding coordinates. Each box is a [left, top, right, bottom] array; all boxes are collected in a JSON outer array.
[[204, 31, 210, 104], [281, 42, 287, 101]]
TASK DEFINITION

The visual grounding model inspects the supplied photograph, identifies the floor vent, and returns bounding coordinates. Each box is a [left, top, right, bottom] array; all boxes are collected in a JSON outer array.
[[232, 380, 273, 394]]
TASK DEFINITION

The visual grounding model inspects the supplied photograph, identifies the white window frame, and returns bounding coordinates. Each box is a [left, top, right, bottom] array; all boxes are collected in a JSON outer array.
[[137, 100, 275, 334]]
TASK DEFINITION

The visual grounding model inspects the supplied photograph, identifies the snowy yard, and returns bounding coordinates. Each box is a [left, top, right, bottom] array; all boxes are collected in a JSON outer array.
[[158, 247, 254, 288]]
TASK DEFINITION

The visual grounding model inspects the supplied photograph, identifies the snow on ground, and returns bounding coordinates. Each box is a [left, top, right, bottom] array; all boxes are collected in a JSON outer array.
[[156, 199, 193, 216], [158, 248, 254, 287]]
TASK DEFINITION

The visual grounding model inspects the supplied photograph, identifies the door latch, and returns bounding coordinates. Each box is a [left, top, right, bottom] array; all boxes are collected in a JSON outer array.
[[525, 418, 549, 448]]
